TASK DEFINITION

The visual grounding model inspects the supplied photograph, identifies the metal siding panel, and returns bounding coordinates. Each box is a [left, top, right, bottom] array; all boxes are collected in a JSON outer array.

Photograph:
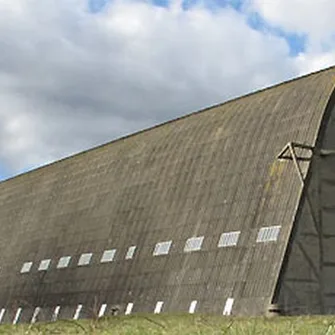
[[0, 68, 334, 320]]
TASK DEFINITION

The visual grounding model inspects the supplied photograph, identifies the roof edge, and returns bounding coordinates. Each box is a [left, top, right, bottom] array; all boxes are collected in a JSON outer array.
[[1, 65, 335, 185]]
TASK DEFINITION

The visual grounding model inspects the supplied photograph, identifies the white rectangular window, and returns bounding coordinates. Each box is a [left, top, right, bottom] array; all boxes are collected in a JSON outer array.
[[154, 301, 164, 314], [125, 302, 134, 315], [188, 300, 197, 314], [153, 240, 172, 256], [257, 226, 281, 243], [98, 303, 107, 318], [52, 306, 60, 322], [218, 231, 240, 248], [31, 307, 41, 324], [20, 261, 33, 273], [78, 253, 92, 266], [100, 249, 116, 263], [57, 256, 71, 269], [184, 236, 204, 253], [125, 246, 136, 260], [13, 307, 22, 325], [73, 304, 82, 320], [0, 308, 5, 324], [223, 298, 234, 316], [38, 259, 51, 271]]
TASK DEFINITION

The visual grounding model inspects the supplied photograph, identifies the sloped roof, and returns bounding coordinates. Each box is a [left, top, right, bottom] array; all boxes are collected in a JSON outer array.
[[0, 66, 335, 316]]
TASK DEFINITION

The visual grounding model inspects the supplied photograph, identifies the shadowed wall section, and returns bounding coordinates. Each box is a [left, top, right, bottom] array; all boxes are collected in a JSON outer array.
[[275, 99, 335, 314]]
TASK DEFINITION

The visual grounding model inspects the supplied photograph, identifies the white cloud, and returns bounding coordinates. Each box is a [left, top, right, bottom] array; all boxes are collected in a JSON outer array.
[[247, 0, 335, 75], [248, 0, 335, 41], [295, 52, 335, 76], [169, 0, 183, 13], [0, 0, 320, 178]]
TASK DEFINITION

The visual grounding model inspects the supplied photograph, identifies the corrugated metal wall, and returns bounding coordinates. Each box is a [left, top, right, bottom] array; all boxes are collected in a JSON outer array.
[[276, 100, 335, 314], [0, 68, 334, 323]]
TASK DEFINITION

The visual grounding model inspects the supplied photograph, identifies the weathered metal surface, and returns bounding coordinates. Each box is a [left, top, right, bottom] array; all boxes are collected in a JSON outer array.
[[275, 96, 335, 314], [0, 67, 335, 322]]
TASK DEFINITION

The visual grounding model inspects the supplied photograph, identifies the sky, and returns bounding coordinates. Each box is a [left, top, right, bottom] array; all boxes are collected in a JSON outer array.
[[1, 0, 335, 181]]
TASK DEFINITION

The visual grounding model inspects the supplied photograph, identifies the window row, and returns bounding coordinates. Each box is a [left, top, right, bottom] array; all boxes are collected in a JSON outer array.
[[20, 225, 281, 274], [20, 245, 136, 274], [0, 297, 235, 325]]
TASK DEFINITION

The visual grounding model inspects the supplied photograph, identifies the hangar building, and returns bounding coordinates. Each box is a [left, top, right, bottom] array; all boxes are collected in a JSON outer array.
[[0, 67, 335, 323]]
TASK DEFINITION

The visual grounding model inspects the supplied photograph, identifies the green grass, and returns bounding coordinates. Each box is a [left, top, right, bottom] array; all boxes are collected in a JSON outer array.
[[1, 314, 335, 335]]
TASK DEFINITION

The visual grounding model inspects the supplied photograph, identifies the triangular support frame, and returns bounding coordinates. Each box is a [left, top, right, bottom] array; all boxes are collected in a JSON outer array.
[[277, 142, 314, 185]]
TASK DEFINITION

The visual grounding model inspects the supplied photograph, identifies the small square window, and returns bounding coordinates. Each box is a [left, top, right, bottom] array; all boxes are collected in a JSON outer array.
[[125, 302, 134, 315], [153, 241, 172, 256], [73, 304, 82, 320], [52, 306, 61, 322], [154, 301, 164, 314], [0, 308, 5, 324], [218, 231, 240, 248], [13, 307, 22, 325], [101, 249, 116, 263], [31, 307, 41, 324], [38, 259, 51, 271], [257, 226, 281, 243], [184, 236, 204, 253], [98, 303, 107, 318], [78, 253, 93, 266], [57, 256, 71, 269], [188, 300, 197, 314], [223, 298, 234, 316], [20, 262, 33, 274], [125, 246, 136, 260]]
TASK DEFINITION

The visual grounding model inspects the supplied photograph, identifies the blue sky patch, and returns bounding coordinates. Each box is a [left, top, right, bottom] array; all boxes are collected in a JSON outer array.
[[181, 0, 244, 11], [88, 0, 245, 12], [87, 0, 306, 57], [88, 0, 110, 13], [0, 164, 10, 181], [153, 0, 170, 8], [247, 11, 306, 56]]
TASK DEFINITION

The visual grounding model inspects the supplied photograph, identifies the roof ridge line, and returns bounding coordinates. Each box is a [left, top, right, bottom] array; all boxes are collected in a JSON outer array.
[[1, 65, 335, 184]]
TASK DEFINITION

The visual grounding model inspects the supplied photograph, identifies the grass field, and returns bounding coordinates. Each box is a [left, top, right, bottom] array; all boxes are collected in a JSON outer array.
[[1, 314, 335, 335]]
